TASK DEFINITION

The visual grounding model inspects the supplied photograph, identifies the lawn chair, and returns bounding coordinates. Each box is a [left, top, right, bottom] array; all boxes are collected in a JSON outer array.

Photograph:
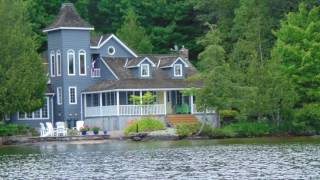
[[72, 121, 84, 135], [56, 122, 68, 136], [39, 123, 48, 137], [46, 122, 57, 137]]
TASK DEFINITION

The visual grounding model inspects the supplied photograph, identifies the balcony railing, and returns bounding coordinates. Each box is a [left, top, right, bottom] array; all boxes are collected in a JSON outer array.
[[91, 68, 101, 78]]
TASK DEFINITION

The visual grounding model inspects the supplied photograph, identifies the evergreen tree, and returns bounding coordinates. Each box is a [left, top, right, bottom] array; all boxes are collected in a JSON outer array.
[[117, 8, 153, 53], [0, 0, 47, 118]]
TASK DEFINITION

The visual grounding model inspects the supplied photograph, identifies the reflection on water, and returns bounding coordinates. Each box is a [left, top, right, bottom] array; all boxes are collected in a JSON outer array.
[[0, 137, 320, 179]]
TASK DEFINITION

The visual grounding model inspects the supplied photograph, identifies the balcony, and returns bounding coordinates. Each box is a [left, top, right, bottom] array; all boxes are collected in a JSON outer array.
[[91, 68, 101, 78]]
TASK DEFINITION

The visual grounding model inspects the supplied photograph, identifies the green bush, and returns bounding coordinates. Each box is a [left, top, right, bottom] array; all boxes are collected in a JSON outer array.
[[176, 123, 201, 138], [222, 121, 272, 137], [291, 103, 320, 135], [124, 117, 165, 136], [0, 123, 37, 136], [220, 110, 239, 125]]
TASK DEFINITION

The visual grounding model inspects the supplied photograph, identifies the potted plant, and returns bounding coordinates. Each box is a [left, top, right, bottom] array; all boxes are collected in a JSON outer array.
[[80, 126, 90, 135], [92, 127, 100, 135]]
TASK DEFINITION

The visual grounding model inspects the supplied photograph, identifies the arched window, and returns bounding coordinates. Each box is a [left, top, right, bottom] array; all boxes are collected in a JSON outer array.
[[67, 49, 75, 75], [56, 50, 61, 76], [50, 51, 55, 77], [79, 50, 86, 75]]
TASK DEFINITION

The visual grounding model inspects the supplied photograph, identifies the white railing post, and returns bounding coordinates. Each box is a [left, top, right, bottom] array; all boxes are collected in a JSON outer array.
[[164, 91, 167, 115], [140, 91, 143, 115], [117, 91, 120, 116], [190, 95, 194, 114], [99, 93, 103, 116]]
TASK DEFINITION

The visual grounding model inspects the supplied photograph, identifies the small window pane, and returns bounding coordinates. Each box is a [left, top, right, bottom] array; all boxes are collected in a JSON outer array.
[[80, 52, 86, 75], [69, 87, 77, 104], [42, 98, 49, 118]]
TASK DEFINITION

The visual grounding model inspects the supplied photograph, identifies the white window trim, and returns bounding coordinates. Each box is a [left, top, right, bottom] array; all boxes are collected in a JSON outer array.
[[18, 97, 50, 120], [67, 49, 76, 76], [79, 50, 87, 76], [141, 64, 150, 77], [174, 64, 183, 77], [57, 87, 62, 105], [56, 50, 62, 76], [50, 51, 55, 77], [108, 46, 116, 56], [69, 86, 77, 105]]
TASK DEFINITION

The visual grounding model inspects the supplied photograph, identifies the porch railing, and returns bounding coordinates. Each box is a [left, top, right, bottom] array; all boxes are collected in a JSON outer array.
[[91, 68, 101, 78], [120, 104, 165, 116], [85, 104, 165, 117]]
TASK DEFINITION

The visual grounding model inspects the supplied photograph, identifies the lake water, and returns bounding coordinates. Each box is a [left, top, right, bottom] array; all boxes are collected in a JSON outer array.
[[0, 137, 319, 179]]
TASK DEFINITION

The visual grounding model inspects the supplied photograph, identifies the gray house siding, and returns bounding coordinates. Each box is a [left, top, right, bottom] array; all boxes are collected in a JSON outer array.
[[95, 37, 135, 58], [10, 96, 54, 128]]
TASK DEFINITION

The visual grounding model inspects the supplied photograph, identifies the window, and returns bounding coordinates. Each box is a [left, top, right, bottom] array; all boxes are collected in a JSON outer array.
[[79, 50, 86, 75], [69, 87, 77, 104], [174, 64, 183, 77], [50, 51, 55, 77], [18, 97, 49, 120], [57, 87, 62, 105], [141, 64, 150, 77], [68, 50, 75, 75], [56, 50, 61, 76], [108, 46, 115, 55]]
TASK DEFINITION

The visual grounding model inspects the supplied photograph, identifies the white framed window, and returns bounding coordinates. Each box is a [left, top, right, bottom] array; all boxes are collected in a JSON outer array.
[[174, 64, 183, 77], [79, 50, 86, 75], [67, 49, 75, 76], [57, 87, 62, 105], [18, 97, 50, 120], [56, 50, 62, 76], [50, 51, 55, 77], [69, 87, 77, 104], [108, 46, 115, 55], [141, 64, 150, 77]]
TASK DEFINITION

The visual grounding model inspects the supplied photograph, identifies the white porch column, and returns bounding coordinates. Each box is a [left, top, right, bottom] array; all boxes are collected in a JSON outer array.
[[83, 94, 87, 119], [99, 93, 103, 116], [164, 91, 167, 115], [190, 95, 194, 114], [140, 91, 143, 115], [116, 91, 120, 116]]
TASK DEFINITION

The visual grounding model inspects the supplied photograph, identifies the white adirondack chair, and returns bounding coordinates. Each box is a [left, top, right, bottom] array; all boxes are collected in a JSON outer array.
[[46, 122, 56, 137], [72, 121, 84, 135], [56, 122, 68, 136], [39, 123, 48, 137]]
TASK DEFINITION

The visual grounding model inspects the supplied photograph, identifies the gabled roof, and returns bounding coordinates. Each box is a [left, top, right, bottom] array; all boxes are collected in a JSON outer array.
[[83, 56, 201, 92], [90, 34, 138, 58], [160, 57, 190, 68], [126, 57, 157, 68], [43, 3, 94, 32]]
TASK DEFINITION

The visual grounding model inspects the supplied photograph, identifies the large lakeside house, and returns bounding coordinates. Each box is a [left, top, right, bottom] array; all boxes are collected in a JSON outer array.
[[8, 3, 216, 130]]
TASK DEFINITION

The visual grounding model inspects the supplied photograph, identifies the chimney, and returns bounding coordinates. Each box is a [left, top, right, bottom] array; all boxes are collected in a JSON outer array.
[[179, 45, 189, 60]]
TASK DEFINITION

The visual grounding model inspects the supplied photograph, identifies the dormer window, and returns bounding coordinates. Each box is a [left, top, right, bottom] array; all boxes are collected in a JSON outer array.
[[108, 46, 115, 55], [141, 64, 150, 77], [174, 64, 183, 77]]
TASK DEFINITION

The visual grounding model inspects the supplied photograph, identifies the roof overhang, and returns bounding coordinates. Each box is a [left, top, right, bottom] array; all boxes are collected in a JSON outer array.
[[81, 87, 198, 94], [43, 27, 94, 33]]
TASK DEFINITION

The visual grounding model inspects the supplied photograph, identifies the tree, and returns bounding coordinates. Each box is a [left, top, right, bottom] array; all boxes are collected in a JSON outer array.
[[130, 92, 155, 105], [0, 0, 47, 118], [117, 8, 153, 53], [273, 3, 320, 105]]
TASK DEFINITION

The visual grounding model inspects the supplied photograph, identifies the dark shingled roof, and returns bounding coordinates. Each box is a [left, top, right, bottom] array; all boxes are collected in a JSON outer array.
[[90, 34, 112, 46], [44, 3, 93, 31], [84, 56, 202, 92]]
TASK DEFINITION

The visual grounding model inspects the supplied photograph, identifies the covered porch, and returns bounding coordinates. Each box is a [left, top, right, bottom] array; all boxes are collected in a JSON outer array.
[[82, 89, 205, 118]]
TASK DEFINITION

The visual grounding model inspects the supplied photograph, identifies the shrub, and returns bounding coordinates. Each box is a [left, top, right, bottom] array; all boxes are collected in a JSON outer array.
[[222, 121, 272, 137], [220, 110, 239, 125], [80, 126, 90, 132], [0, 123, 37, 136], [124, 117, 165, 136], [292, 103, 320, 135], [176, 123, 201, 138]]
